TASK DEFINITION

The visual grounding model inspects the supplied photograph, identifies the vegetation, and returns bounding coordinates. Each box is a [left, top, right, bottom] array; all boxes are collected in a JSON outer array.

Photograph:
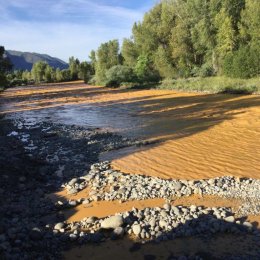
[[89, 0, 259, 91], [0, 46, 12, 89], [1, 51, 94, 88], [1, 0, 259, 93], [159, 77, 260, 94]]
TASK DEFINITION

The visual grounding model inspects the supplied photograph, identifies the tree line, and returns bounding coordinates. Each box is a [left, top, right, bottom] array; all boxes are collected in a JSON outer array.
[[0, 47, 94, 88], [1, 0, 259, 89], [89, 0, 259, 87]]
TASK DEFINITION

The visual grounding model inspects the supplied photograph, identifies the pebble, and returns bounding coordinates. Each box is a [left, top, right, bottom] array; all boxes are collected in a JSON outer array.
[[132, 225, 141, 235], [225, 216, 235, 223]]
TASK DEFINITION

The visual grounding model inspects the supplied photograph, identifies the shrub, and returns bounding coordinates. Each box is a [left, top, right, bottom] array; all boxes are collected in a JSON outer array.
[[198, 63, 214, 77], [105, 65, 136, 87]]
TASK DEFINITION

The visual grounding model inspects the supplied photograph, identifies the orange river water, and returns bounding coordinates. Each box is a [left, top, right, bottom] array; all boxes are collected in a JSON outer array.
[[2, 82, 259, 179]]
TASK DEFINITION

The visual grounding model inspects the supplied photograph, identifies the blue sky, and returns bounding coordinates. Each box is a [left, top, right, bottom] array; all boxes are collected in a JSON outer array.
[[0, 0, 156, 62]]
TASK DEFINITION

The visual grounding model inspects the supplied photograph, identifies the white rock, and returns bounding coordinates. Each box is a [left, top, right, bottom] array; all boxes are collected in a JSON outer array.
[[225, 216, 235, 223], [132, 224, 141, 235], [101, 215, 124, 229], [54, 222, 65, 230]]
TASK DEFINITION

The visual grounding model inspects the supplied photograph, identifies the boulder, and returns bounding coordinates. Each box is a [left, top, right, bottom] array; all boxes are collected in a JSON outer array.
[[101, 215, 124, 229]]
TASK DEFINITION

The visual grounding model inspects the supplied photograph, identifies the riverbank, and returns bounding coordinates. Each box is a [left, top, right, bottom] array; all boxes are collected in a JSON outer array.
[[0, 82, 260, 258], [1, 116, 260, 258], [0, 115, 136, 259]]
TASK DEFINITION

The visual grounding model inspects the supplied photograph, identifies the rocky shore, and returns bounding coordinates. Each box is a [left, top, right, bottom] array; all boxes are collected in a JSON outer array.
[[56, 162, 260, 254], [1, 116, 260, 259], [0, 117, 135, 259]]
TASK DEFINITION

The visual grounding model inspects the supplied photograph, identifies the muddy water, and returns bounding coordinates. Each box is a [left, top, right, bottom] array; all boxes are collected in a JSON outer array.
[[2, 82, 260, 180]]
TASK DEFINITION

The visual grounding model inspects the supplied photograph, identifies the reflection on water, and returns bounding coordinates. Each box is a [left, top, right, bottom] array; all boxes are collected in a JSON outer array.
[[1, 82, 260, 180]]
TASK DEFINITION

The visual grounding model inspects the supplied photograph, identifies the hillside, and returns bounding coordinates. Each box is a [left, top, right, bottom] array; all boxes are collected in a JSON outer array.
[[5, 50, 68, 71]]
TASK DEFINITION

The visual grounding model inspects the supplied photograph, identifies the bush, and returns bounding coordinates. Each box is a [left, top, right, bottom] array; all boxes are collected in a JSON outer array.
[[105, 65, 136, 87], [198, 63, 214, 77], [223, 46, 260, 78]]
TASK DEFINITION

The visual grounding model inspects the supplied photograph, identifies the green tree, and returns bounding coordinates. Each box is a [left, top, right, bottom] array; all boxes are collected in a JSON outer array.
[[78, 61, 93, 83], [240, 0, 260, 49], [134, 54, 160, 83], [31, 61, 47, 83], [89, 50, 96, 74], [69, 56, 80, 80], [0, 46, 12, 87], [95, 39, 120, 84], [55, 68, 63, 82], [44, 65, 54, 83]]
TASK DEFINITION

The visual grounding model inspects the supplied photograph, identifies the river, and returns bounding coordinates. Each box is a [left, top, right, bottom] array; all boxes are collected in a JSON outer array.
[[2, 81, 260, 180]]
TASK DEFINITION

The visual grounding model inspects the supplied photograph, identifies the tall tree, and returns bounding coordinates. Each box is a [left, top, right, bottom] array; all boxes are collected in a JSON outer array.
[[31, 61, 47, 83], [95, 39, 120, 84], [0, 46, 12, 86], [69, 56, 80, 80]]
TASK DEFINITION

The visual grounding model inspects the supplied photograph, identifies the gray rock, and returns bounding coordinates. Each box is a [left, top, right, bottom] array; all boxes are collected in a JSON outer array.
[[225, 216, 235, 223], [68, 178, 78, 186], [163, 203, 171, 211], [69, 200, 77, 206], [68, 188, 78, 195], [149, 218, 156, 227], [243, 222, 253, 229], [54, 222, 65, 230], [101, 215, 124, 229], [112, 227, 124, 237], [159, 220, 167, 228], [86, 216, 97, 224], [132, 224, 141, 235], [173, 182, 182, 191]]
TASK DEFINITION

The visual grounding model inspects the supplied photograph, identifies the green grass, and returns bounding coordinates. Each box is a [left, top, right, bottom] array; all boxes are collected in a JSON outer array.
[[157, 77, 260, 94]]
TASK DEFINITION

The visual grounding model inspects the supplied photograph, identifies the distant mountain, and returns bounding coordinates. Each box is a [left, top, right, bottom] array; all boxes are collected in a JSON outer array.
[[5, 50, 68, 71]]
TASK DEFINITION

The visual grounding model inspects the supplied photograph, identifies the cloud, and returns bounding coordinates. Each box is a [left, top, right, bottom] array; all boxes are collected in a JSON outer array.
[[0, 0, 154, 61], [0, 21, 132, 61]]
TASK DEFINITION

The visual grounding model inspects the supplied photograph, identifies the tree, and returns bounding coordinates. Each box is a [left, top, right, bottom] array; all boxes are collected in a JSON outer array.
[[121, 38, 139, 67], [69, 56, 80, 80], [90, 0, 259, 81], [44, 65, 54, 83], [134, 54, 160, 83], [78, 61, 93, 83], [89, 50, 96, 73], [31, 61, 47, 83], [95, 39, 120, 84], [0, 46, 12, 87], [240, 0, 260, 49]]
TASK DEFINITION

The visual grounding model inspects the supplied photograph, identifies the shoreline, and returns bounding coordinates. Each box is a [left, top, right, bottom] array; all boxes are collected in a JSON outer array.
[[0, 83, 260, 258], [1, 116, 260, 258]]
